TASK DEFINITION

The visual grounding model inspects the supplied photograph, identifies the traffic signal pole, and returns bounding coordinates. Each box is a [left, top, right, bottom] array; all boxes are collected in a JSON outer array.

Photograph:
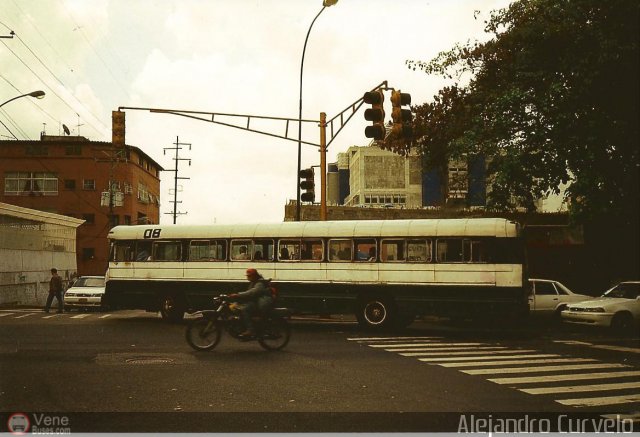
[[117, 80, 389, 222], [319, 112, 327, 221]]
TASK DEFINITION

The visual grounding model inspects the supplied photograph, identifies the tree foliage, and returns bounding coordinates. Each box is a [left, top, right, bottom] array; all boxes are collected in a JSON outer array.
[[407, 0, 639, 223]]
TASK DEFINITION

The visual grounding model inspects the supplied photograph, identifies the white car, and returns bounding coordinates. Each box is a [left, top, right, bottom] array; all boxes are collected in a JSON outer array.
[[64, 276, 106, 310], [562, 281, 640, 334], [528, 278, 592, 318]]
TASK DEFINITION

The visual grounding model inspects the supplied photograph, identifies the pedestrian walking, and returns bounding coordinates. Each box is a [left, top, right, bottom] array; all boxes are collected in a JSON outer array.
[[44, 268, 64, 313]]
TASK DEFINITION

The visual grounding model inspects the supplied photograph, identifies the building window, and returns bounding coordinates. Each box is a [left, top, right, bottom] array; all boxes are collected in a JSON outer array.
[[448, 163, 468, 199], [64, 179, 76, 190], [3, 172, 58, 196], [83, 179, 96, 190], [137, 183, 149, 203], [123, 182, 133, 194], [82, 213, 95, 225], [25, 145, 48, 156], [82, 247, 95, 260], [108, 215, 119, 228], [65, 144, 82, 156]]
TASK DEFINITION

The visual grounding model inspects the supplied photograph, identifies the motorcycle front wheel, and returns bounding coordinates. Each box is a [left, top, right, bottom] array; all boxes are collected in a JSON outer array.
[[186, 318, 222, 351], [258, 318, 291, 351]]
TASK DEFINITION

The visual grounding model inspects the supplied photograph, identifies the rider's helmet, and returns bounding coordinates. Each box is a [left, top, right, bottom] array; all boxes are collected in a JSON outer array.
[[245, 268, 259, 280]]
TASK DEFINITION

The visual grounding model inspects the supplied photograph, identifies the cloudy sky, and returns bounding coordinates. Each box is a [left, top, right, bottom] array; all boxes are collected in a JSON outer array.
[[1, 0, 512, 224]]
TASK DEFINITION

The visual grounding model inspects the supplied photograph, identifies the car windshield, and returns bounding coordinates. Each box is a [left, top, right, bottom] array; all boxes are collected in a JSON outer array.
[[74, 277, 105, 287], [602, 283, 640, 299]]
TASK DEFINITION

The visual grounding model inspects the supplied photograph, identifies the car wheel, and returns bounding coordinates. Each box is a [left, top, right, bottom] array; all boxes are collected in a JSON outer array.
[[610, 312, 635, 336]]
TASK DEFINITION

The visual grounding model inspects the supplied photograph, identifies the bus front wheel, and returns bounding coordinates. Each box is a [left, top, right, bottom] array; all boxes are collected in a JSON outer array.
[[159, 293, 185, 323], [356, 296, 394, 329]]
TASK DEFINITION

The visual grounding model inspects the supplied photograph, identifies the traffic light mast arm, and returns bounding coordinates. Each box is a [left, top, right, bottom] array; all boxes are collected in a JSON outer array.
[[118, 106, 322, 148]]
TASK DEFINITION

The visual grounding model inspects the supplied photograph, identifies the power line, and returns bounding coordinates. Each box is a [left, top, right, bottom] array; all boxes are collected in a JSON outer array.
[[0, 39, 106, 136]]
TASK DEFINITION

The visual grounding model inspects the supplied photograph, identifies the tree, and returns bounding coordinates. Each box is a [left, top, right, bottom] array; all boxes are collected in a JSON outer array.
[[408, 0, 639, 224]]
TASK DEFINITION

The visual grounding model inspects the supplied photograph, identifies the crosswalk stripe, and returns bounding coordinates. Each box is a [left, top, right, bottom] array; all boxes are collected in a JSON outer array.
[[557, 394, 640, 407], [419, 354, 559, 362], [369, 342, 484, 348], [42, 314, 62, 319], [384, 346, 506, 353], [70, 314, 91, 319], [99, 314, 111, 319], [521, 381, 640, 395], [347, 336, 442, 341], [405, 349, 537, 357], [0, 313, 15, 317], [554, 340, 640, 354], [437, 358, 599, 368], [14, 313, 36, 319], [489, 370, 640, 385], [463, 363, 630, 375]]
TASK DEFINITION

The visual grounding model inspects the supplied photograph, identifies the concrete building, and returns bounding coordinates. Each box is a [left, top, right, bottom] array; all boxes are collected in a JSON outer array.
[[0, 202, 83, 306], [0, 135, 163, 275], [338, 145, 423, 208]]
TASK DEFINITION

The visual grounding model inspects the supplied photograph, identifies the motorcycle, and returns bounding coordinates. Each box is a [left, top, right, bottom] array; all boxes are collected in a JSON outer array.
[[185, 294, 292, 351]]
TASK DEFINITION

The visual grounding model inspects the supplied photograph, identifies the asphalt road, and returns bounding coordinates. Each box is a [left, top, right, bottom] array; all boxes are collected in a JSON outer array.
[[0, 308, 639, 433]]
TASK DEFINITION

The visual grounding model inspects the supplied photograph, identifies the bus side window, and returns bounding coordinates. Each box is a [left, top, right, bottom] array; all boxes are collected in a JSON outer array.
[[301, 239, 323, 261], [278, 240, 299, 261], [113, 241, 134, 262], [329, 239, 351, 261], [354, 239, 376, 262], [152, 241, 181, 261], [231, 240, 252, 261], [135, 242, 152, 261], [408, 239, 432, 262], [437, 239, 463, 262], [254, 239, 274, 262], [189, 240, 210, 261], [381, 240, 405, 262], [463, 239, 486, 263]]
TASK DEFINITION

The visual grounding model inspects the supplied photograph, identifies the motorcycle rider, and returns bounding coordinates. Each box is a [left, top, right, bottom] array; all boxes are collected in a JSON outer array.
[[228, 268, 273, 337]]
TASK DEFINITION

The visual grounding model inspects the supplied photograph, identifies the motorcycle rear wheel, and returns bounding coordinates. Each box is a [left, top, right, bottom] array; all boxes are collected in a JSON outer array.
[[186, 318, 221, 351], [258, 318, 291, 351]]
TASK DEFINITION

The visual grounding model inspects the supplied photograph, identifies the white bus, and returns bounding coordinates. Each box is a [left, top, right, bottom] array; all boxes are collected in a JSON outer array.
[[105, 218, 527, 328]]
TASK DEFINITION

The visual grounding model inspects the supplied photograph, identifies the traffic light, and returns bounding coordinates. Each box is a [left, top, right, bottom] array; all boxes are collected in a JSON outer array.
[[299, 167, 315, 203], [112, 110, 125, 147], [390, 90, 412, 141], [363, 90, 385, 140]]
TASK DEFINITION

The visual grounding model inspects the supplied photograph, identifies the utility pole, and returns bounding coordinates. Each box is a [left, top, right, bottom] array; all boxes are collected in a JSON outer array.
[[163, 136, 191, 224]]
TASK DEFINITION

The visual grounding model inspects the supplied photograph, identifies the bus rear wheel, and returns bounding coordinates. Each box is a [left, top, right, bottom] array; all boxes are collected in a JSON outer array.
[[159, 293, 185, 323], [356, 296, 394, 329]]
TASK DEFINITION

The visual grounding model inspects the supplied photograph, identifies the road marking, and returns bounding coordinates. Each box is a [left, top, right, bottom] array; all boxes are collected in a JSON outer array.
[[369, 342, 484, 348], [437, 358, 599, 368], [489, 370, 640, 385], [70, 314, 91, 319], [419, 354, 559, 362], [99, 314, 112, 319], [521, 381, 640, 395], [0, 313, 15, 317], [463, 363, 631, 375], [347, 336, 443, 341], [557, 394, 640, 407], [405, 349, 537, 357], [384, 346, 506, 353], [14, 313, 36, 319], [554, 340, 640, 354], [42, 314, 63, 319]]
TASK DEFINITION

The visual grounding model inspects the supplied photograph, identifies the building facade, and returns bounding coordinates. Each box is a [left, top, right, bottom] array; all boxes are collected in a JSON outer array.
[[0, 202, 83, 306], [0, 135, 163, 275]]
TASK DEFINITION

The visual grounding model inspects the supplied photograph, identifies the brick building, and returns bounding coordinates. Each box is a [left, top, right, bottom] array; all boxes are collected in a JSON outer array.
[[0, 135, 163, 275]]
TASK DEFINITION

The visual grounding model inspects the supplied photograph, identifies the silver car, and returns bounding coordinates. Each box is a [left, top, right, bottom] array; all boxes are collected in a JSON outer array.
[[562, 281, 640, 334], [528, 279, 592, 318], [64, 276, 106, 310]]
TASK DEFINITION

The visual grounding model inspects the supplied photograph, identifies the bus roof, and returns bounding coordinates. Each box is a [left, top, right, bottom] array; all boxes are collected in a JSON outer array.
[[108, 218, 520, 240]]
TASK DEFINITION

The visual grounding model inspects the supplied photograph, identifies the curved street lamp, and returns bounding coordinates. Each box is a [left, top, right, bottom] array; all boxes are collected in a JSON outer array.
[[0, 90, 46, 109], [0, 90, 46, 139], [296, 0, 338, 221]]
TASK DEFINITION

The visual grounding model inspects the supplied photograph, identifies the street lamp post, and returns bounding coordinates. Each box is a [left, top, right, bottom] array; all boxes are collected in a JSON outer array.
[[0, 90, 46, 139], [296, 0, 338, 222]]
